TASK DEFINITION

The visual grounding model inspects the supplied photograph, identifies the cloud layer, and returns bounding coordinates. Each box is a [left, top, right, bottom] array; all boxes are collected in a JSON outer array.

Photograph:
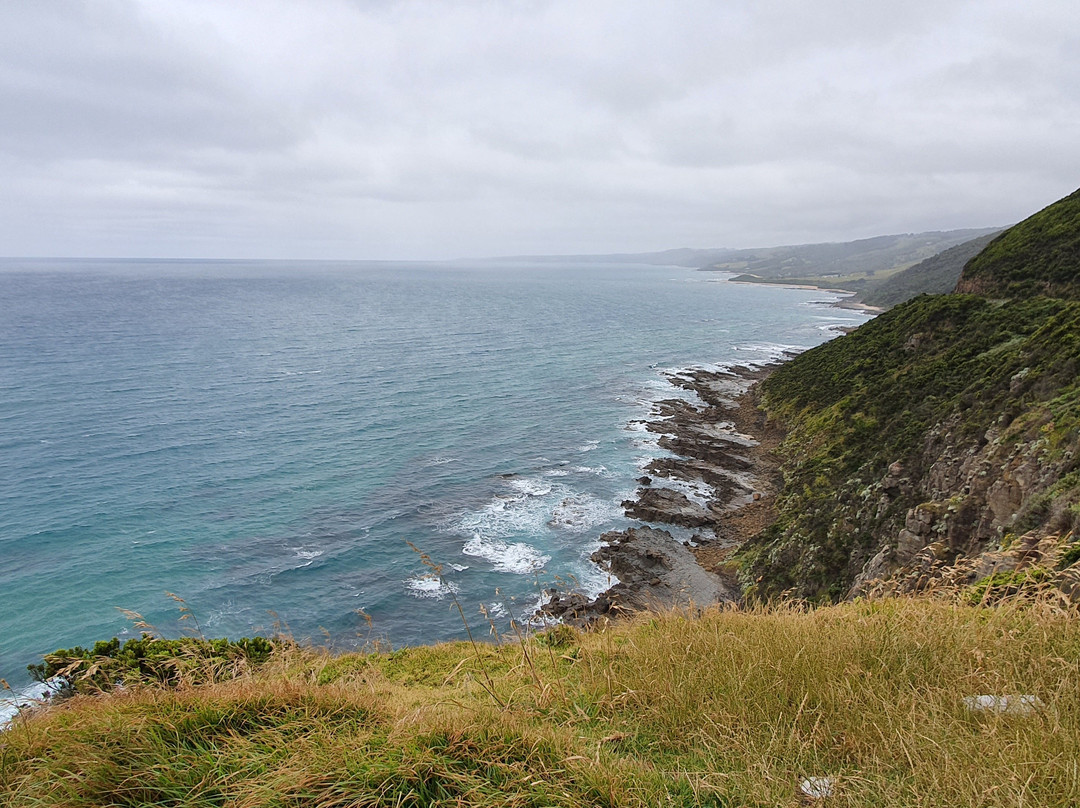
[[2, 0, 1077, 259]]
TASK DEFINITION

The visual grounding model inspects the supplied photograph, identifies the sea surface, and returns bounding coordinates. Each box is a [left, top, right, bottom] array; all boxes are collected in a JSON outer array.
[[0, 258, 871, 706]]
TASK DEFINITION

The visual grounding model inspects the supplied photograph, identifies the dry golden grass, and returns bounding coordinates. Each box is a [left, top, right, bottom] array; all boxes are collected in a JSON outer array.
[[3, 597, 1078, 806]]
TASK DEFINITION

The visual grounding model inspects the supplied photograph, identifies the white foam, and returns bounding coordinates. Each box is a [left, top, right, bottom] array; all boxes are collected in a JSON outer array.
[[462, 535, 550, 574], [572, 465, 610, 476], [426, 456, 458, 466], [729, 342, 808, 367], [277, 368, 324, 377], [523, 592, 559, 629], [635, 448, 666, 470], [543, 469, 570, 477], [450, 472, 616, 575], [456, 491, 552, 540], [548, 494, 622, 533], [643, 372, 703, 408], [578, 440, 600, 452], [293, 549, 324, 560], [1, 681, 61, 731], [406, 575, 461, 600], [508, 478, 553, 497], [204, 600, 250, 630]]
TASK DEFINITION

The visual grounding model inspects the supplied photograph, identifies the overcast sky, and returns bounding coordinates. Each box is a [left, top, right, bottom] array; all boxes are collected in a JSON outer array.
[[1, 1, 1077, 260]]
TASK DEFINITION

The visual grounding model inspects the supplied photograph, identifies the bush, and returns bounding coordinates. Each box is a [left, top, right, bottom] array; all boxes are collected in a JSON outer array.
[[28, 635, 276, 696]]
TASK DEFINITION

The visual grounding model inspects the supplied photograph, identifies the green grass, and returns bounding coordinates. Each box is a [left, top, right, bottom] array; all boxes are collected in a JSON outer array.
[[4, 598, 1080, 806]]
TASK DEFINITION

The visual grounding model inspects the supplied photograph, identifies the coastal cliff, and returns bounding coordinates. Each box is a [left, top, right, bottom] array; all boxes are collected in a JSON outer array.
[[739, 187, 1080, 601]]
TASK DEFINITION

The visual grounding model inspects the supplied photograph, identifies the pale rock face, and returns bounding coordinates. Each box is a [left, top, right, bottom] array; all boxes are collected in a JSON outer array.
[[962, 694, 1044, 716], [895, 528, 927, 564]]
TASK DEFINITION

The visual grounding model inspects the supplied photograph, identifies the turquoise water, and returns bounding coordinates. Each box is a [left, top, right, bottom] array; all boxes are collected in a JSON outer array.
[[0, 259, 870, 693]]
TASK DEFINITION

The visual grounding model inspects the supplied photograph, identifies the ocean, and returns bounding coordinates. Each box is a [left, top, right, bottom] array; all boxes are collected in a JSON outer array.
[[0, 258, 871, 702]]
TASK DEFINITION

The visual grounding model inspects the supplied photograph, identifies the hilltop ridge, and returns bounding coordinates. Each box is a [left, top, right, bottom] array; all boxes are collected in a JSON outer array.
[[956, 188, 1080, 298]]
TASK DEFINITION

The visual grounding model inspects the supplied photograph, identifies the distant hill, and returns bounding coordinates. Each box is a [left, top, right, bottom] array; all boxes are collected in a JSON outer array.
[[477, 247, 736, 267], [956, 188, 1080, 299], [480, 230, 1004, 279], [703, 228, 1002, 292], [857, 232, 1001, 308]]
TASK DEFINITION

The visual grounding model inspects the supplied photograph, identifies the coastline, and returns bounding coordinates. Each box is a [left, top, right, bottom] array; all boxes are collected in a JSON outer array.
[[543, 363, 784, 625], [726, 277, 885, 314]]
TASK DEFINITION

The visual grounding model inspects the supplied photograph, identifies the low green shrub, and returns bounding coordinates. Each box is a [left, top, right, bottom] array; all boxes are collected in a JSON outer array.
[[28, 635, 275, 696]]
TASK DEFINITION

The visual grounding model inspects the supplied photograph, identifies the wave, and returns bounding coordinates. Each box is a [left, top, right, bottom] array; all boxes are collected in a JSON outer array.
[[650, 477, 714, 508], [548, 494, 621, 533], [405, 574, 461, 600], [0, 680, 63, 731], [727, 342, 808, 367], [425, 456, 459, 466], [462, 536, 550, 574], [203, 600, 253, 632], [507, 478, 553, 497]]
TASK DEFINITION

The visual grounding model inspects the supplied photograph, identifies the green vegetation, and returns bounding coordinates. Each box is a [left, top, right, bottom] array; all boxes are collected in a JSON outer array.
[[1060, 537, 1080, 570], [734, 187, 1080, 600], [965, 568, 1052, 604], [958, 188, 1080, 299], [858, 232, 999, 309], [738, 293, 1080, 599], [27, 635, 275, 697], [5, 599, 1080, 806], [6, 193, 1078, 808]]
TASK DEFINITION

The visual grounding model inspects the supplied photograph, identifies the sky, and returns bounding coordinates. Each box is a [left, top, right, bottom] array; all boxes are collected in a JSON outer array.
[[1, 0, 1078, 260]]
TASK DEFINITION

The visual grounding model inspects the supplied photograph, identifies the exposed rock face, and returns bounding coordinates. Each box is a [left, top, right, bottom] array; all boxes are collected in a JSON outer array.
[[854, 530, 1080, 604], [849, 409, 1078, 598], [741, 284, 1080, 602], [622, 487, 717, 528], [542, 526, 741, 625]]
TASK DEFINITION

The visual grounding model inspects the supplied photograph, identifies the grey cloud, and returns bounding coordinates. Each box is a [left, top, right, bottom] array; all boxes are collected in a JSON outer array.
[[0, 0, 1077, 259]]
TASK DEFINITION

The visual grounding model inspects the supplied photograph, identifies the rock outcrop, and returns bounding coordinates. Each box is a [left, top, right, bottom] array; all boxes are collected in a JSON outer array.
[[542, 365, 781, 624]]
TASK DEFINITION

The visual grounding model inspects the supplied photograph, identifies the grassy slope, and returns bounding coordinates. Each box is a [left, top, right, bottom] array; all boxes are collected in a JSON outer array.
[[4, 599, 1080, 807], [737, 294, 1080, 599], [957, 188, 1080, 298], [858, 233, 999, 309], [735, 188, 1080, 600]]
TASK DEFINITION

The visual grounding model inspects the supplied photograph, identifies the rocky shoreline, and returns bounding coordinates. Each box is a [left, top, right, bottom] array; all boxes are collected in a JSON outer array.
[[542, 363, 785, 626]]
